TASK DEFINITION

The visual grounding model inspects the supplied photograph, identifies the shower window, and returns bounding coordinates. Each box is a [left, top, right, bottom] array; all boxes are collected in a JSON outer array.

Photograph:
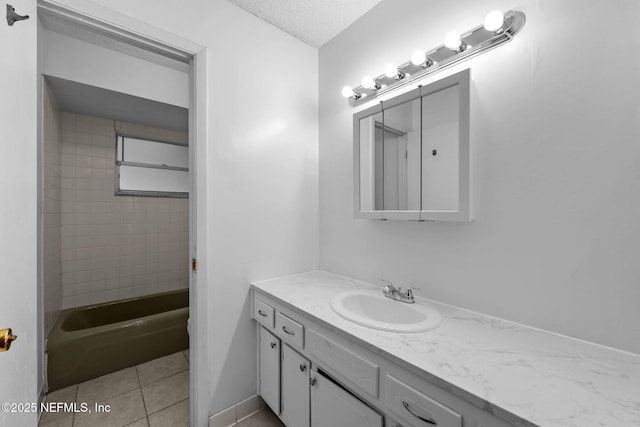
[[115, 133, 189, 197]]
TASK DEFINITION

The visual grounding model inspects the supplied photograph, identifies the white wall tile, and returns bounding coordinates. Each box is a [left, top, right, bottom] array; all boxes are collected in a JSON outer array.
[[50, 114, 189, 307], [75, 294, 90, 307]]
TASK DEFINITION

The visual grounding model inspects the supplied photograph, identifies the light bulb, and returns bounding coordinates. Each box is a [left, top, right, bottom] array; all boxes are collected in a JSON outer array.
[[385, 64, 398, 78], [411, 49, 426, 66], [361, 75, 379, 90], [483, 10, 505, 32], [341, 86, 355, 98], [444, 30, 464, 51]]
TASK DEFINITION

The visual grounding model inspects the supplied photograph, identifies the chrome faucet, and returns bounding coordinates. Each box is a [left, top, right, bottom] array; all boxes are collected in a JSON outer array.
[[381, 279, 420, 304]]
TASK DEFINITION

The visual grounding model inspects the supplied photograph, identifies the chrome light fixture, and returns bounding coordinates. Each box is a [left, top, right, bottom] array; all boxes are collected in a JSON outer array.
[[410, 49, 432, 68], [361, 75, 380, 90], [443, 30, 466, 52], [384, 63, 405, 80], [342, 9, 525, 106], [483, 10, 506, 33], [341, 85, 361, 100]]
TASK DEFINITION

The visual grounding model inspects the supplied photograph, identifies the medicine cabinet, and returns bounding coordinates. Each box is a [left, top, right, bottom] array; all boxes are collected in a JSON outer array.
[[353, 69, 471, 221]]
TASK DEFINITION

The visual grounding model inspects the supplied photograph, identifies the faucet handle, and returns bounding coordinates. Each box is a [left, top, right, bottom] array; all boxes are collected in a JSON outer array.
[[381, 279, 399, 291], [405, 287, 421, 298], [380, 279, 394, 288], [381, 279, 401, 296]]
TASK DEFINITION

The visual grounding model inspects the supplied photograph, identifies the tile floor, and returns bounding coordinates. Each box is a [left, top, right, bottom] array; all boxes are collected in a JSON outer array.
[[39, 349, 190, 427], [235, 408, 284, 427]]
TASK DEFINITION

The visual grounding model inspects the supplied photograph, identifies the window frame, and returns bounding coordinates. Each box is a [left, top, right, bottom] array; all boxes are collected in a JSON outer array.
[[115, 132, 189, 198]]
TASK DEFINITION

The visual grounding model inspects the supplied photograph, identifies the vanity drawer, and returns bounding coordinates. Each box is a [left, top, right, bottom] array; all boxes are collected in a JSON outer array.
[[254, 298, 275, 329], [275, 312, 304, 348], [307, 328, 379, 398], [386, 375, 461, 427]]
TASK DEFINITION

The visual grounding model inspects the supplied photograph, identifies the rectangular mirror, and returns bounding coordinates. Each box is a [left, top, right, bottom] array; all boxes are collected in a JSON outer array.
[[353, 68, 471, 221]]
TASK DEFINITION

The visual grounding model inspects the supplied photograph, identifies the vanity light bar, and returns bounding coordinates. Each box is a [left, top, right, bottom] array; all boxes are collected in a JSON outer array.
[[342, 9, 526, 107]]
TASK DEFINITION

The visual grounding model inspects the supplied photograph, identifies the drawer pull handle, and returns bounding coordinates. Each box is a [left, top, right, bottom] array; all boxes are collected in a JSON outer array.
[[258, 309, 268, 317], [402, 401, 437, 425], [270, 341, 277, 349], [282, 326, 295, 336]]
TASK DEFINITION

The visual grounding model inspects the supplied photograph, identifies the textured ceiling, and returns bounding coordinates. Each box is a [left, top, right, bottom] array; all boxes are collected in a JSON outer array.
[[226, 0, 384, 48]]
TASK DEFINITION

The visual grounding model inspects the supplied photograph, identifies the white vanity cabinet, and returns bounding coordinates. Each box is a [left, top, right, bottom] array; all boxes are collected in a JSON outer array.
[[310, 370, 383, 427], [258, 326, 280, 414], [386, 374, 461, 427], [281, 344, 310, 427], [254, 295, 383, 427], [384, 365, 514, 427], [280, 343, 381, 427], [252, 290, 514, 427]]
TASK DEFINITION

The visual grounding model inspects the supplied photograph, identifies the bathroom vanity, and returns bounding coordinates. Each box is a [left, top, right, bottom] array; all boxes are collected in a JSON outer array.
[[251, 271, 640, 427]]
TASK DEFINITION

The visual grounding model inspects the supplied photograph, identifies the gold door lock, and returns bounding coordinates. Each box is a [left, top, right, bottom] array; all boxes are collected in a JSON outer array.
[[0, 328, 17, 352]]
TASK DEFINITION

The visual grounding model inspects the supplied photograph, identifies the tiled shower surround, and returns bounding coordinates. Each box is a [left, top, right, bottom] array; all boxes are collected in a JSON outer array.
[[44, 107, 189, 309]]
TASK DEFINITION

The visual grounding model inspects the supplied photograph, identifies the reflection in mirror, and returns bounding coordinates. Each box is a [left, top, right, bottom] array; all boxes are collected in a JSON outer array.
[[359, 112, 382, 212], [381, 98, 421, 210], [422, 85, 459, 211]]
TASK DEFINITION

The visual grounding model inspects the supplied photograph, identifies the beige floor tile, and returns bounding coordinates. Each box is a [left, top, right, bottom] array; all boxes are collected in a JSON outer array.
[[148, 399, 189, 427], [183, 349, 189, 361], [141, 370, 189, 414], [77, 367, 139, 403], [46, 384, 78, 403], [38, 411, 74, 427], [74, 388, 146, 427], [235, 408, 284, 427], [136, 352, 188, 386], [39, 385, 77, 425], [124, 417, 149, 427]]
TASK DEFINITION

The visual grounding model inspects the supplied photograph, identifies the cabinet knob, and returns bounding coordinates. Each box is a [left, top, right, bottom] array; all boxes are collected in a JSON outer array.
[[299, 364, 307, 372], [309, 377, 317, 386], [270, 341, 277, 349]]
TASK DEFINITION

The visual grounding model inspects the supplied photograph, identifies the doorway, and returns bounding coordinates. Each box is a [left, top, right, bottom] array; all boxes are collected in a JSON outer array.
[[35, 1, 208, 426]]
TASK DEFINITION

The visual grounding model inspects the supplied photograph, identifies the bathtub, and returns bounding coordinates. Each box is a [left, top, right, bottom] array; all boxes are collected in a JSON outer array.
[[46, 289, 189, 391]]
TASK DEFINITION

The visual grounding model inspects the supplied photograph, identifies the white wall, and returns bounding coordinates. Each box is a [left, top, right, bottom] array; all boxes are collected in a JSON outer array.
[[0, 0, 40, 424], [42, 29, 188, 108], [319, 0, 640, 355], [58, 0, 320, 419]]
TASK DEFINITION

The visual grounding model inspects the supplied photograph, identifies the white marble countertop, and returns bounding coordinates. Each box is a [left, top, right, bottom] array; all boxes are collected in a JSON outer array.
[[251, 270, 640, 427]]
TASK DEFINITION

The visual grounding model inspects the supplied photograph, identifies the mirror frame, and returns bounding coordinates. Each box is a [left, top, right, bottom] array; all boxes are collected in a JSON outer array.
[[353, 68, 471, 222]]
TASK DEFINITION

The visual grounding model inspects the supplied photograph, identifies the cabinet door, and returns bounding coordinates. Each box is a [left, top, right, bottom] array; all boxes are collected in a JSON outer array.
[[310, 371, 382, 427], [281, 344, 310, 427], [259, 326, 280, 414]]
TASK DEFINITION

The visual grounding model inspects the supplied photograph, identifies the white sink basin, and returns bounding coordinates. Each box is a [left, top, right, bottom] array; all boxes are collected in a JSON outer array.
[[330, 290, 442, 333]]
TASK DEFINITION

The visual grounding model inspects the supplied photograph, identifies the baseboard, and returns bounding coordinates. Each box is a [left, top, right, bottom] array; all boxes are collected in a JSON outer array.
[[37, 381, 47, 422], [209, 395, 265, 427]]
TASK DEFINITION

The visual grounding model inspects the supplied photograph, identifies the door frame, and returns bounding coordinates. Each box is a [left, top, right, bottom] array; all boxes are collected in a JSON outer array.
[[36, 1, 210, 425]]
